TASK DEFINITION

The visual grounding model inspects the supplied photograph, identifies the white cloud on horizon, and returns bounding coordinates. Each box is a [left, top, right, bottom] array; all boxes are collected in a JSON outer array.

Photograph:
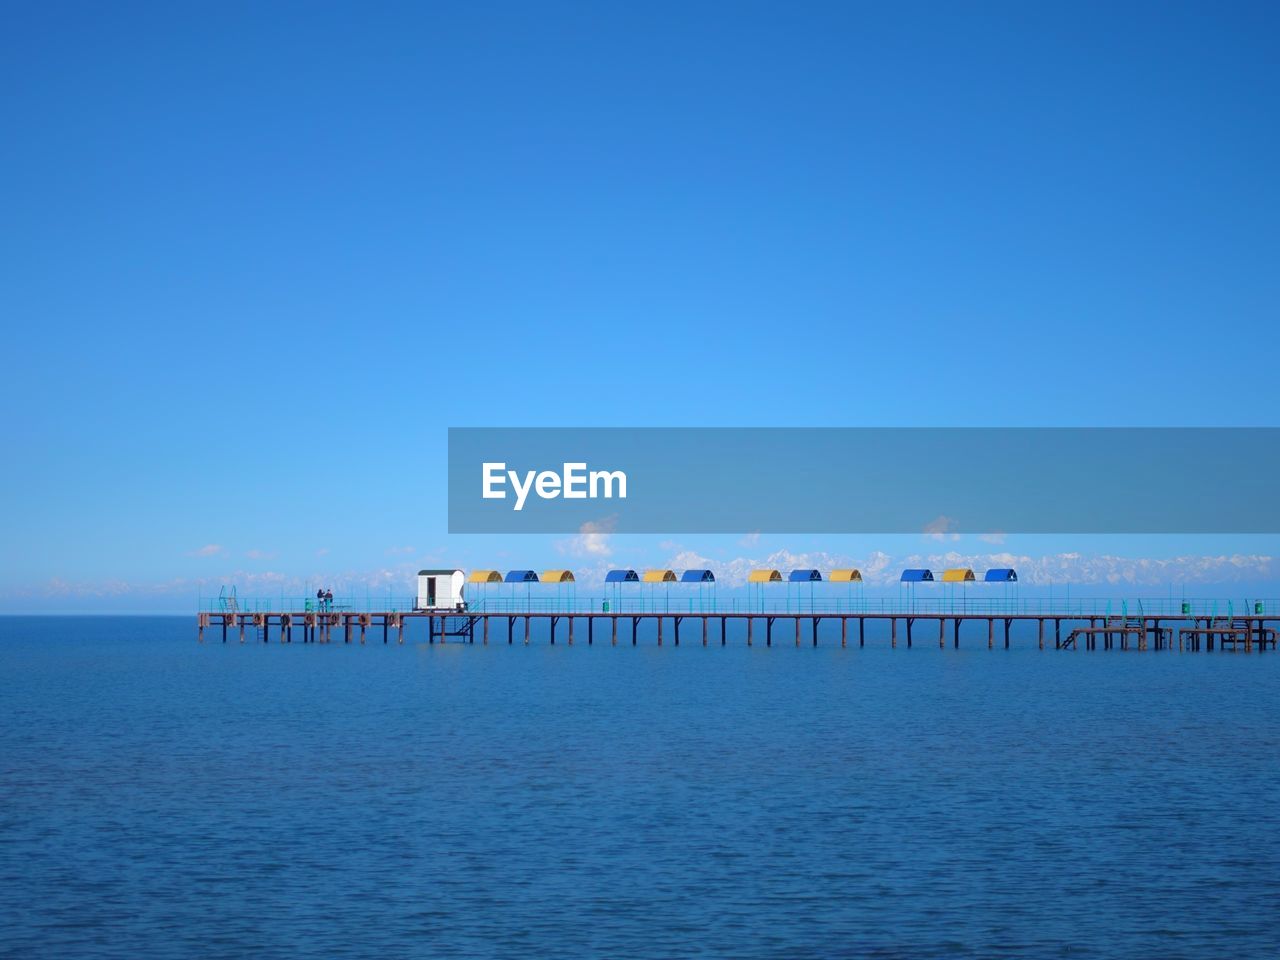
[[7, 553, 1276, 610], [12, 564, 428, 604], [555, 519, 615, 559], [922, 516, 961, 542]]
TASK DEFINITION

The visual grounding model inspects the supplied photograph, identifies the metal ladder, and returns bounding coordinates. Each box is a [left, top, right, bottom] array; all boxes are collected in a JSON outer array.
[[218, 585, 239, 614]]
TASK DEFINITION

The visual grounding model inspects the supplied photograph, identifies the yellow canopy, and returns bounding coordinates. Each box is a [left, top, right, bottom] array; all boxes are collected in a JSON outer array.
[[829, 569, 863, 583], [748, 569, 782, 583], [941, 567, 975, 582], [467, 570, 503, 584], [541, 569, 575, 583], [642, 569, 676, 583]]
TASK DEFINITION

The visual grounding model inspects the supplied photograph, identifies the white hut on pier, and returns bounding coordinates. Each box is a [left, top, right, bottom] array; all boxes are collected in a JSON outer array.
[[417, 569, 465, 610]]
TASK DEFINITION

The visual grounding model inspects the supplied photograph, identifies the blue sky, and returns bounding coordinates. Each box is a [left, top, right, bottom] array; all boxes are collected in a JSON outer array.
[[2, 1, 1278, 610]]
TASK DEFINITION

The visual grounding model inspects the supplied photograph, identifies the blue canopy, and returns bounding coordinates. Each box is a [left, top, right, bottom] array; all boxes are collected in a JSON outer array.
[[788, 569, 822, 582], [680, 569, 715, 583], [900, 568, 934, 582], [605, 569, 639, 583], [983, 568, 1018, 582], [504, 570, 539, 583]]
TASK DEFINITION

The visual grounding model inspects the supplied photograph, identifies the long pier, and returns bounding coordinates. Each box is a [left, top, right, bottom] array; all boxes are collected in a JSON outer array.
[[197, 609, 1280, 652]]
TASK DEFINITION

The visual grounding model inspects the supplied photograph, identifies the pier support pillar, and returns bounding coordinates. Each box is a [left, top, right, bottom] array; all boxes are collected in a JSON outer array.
[[632, 618, 638, 646], [484, 617, 490, 645], [906, 618, 913, 648], [841, 618, 847, 647], [524, 617, 530, 645], [612, 617, 618, 646], [703, 617, 708, 646], [860, 618, 865, 648], [568, 617, 574, 645], [767, 618, 773, 647], [747, 618, 753, 646], [1038, 619, 1045, 650], [657, 617, 663, 646], [721, 617, 726, 646], [588, 617, 593, 646], [954, 618, 960, 649], [1004, 619, 1011, 649], [938, 618, 945, 648], [891, 618, 897, 648], [795, 617, 801, 647], [813, 617, 819, 647]]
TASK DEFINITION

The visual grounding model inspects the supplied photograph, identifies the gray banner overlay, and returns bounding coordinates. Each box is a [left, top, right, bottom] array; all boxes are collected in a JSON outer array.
[[448, 428, 1280, 534]]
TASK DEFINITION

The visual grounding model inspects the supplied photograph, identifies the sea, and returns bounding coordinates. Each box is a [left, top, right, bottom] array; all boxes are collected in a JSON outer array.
[[1, 615, 1277, 959]]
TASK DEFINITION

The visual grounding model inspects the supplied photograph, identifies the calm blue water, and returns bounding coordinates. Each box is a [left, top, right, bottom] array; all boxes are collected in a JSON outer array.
[[2, 616, 1278, 959]]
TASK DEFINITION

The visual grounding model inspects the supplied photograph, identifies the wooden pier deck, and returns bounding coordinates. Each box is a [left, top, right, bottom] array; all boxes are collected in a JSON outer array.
[[197, 609, 1280, 652]]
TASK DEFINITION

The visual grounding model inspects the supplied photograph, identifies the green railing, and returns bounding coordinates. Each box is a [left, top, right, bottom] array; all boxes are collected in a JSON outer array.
[[199, 595, 1277, 617], [457, 597, 1275, 617], [200, 596, 422, 614]]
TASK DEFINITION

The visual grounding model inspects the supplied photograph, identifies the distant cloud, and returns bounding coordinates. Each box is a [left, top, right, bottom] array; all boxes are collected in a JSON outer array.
[[385, 546, 415, 556], [923, 516, 961, 542], [245, 549, 276, 560], [315, 547, 331, 557], [188, 544, 224, 558], [12, 564, 429, 606], [978, 532, 1006, 545], [578, 531, 612, 556], [738, 532, 761, 547], [555, 519, 614, 558]]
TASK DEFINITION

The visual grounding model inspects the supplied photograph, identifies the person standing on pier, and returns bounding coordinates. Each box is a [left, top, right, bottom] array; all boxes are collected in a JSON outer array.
[[316, 589, 324, 611], [324, 589, 333, 611]]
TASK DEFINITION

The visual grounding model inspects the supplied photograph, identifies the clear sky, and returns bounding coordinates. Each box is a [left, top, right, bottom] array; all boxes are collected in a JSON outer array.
[[3, 1, 1278, 610]]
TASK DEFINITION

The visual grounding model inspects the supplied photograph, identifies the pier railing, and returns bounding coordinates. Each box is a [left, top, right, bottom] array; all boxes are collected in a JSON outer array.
[[200, 596, 423, 614], [199, 596, 1276, 618]]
